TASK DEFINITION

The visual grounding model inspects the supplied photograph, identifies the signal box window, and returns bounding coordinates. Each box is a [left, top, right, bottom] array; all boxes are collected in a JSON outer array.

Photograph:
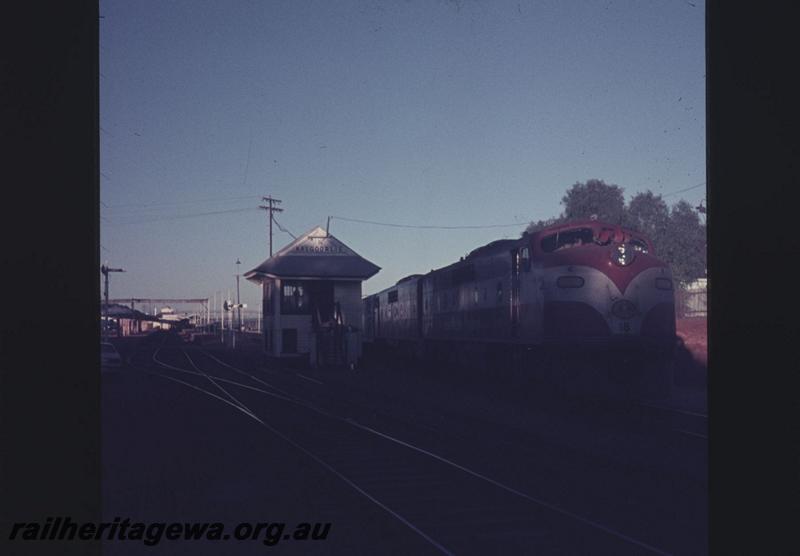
[[281, 282, 311, 315]]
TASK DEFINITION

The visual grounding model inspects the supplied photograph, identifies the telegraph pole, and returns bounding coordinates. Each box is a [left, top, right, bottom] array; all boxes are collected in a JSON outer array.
[[100, 264, 125, 340], [259, 196, 283, 256]]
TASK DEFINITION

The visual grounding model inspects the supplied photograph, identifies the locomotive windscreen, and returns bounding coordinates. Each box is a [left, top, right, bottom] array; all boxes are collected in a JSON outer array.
[[540, 228, 595, 252]]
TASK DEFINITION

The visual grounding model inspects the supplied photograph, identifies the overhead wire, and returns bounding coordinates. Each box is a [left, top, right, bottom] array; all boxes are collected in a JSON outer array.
[[329, 215, 526, 230], [661, 181, 706, 198], [272, 216, 297, 239], [103, 194, 262, 211], [104, 207, 260, 226], [99, 182, 706, 230]]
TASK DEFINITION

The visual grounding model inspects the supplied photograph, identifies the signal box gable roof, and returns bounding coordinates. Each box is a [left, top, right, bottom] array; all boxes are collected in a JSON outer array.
[[245, 226, 380, 282]]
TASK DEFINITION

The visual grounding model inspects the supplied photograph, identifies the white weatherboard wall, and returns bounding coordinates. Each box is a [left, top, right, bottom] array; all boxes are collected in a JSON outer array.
[[269, 278, 316, 357], [263, 278, 362, 357], [279, 314, 314, 353]]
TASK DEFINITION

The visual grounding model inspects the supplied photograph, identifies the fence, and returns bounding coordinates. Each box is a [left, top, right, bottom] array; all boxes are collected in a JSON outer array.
[[676, 282, 707, 318], [217, 329, 263, 349]]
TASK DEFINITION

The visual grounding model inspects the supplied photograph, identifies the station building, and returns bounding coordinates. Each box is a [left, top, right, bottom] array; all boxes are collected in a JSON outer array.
[[101, 303, 156, 336], [244, 226, 380, 368]]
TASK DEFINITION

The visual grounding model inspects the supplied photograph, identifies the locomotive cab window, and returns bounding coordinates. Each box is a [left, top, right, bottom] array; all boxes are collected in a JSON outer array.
[[541, 228, 594, 253], [387, 290, 399, 303], [595, 228, 615, 245]]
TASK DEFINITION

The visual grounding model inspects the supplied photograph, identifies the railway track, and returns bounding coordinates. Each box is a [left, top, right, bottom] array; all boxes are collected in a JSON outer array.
[[118, 338, 701, 555], [635, 401, 707, 440], [356, 348, 707, 443]]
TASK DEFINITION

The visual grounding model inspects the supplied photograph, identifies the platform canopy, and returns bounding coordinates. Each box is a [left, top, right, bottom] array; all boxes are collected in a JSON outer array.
[[100, 303, 154, 321], [245, 226, 380, 282]]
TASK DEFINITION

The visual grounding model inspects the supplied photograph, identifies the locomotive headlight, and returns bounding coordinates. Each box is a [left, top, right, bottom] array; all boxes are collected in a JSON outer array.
[[612, 299, 638, 320], [611, 243, 636, 266]]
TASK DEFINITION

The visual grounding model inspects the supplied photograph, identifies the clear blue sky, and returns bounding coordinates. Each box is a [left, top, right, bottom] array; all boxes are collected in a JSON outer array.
[[100, 0, 705, 313]]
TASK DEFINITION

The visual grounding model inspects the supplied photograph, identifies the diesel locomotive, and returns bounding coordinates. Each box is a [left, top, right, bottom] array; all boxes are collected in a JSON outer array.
[[362, 219, 677, 395]]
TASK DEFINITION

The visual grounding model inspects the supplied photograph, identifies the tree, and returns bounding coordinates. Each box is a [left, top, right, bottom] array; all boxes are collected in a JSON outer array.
[[524, 216, 565, 235], [561, 179, 626, 223], [660, 200, 706, 285], [624, 190, 670, 255]]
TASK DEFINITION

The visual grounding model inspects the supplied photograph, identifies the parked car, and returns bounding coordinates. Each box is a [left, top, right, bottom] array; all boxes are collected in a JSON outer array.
[[101, 342, 123, 370]]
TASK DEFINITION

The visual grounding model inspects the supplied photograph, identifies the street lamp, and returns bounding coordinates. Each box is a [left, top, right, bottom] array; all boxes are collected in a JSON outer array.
[[235, 258, 242, 331]]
